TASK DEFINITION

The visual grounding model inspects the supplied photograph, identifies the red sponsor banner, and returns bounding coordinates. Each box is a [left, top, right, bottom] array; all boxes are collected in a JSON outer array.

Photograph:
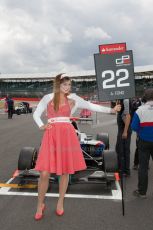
[[12, 97, 40, 101], [99, 43, 126, 55], [0, 97, 40, 101]]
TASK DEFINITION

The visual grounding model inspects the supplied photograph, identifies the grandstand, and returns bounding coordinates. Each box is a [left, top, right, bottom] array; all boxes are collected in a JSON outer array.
[[0, 65, 153, 99]]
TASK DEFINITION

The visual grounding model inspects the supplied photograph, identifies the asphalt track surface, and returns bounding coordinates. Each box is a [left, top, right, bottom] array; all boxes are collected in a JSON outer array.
[[0, 110, 153, 230]]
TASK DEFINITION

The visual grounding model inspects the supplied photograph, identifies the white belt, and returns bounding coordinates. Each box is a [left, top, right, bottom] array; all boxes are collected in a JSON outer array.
[[48, 117, 71, 123]]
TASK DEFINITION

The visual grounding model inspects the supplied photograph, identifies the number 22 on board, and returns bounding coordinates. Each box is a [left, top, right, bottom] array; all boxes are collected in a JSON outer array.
[[102, 69, 130, 89]]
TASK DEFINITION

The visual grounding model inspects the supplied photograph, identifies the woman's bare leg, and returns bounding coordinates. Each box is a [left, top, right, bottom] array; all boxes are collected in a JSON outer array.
[[57, 174, 69, 211], [36, 171, 50, 214]]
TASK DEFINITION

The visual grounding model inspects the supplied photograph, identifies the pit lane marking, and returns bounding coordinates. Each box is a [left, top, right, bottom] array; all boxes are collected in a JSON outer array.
[[0, 178, 14, 193], [0, 178, 122, 200], [0, 183, 37, 189]]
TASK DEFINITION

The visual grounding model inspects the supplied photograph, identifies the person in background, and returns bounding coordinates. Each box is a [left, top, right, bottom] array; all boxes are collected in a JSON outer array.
[[116, 99, 132, 177], [5, 96, 14, 119], [131, 97, 142, 170], [22, 101, 30, 113], [131, 89, 153, 198]]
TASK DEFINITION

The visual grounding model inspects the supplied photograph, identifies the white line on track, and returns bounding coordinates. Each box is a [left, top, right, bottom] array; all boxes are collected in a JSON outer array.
[[0, 178, 122, 200], [0, 178, 14, 193]]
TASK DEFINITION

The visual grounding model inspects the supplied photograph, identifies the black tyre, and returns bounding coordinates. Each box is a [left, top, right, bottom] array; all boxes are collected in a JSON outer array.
[[22, 108, 27, 114], [28, 108, 32, 113], [18, 147, 38, 170], [16, 109, 21, 115], [96, 133, 109, 149], [103, 149, 118, 172]]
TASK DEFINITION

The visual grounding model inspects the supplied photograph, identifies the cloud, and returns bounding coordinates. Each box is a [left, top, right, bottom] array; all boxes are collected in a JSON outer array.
[[0, 0, 153, 74], [84, 27, 111, 40]]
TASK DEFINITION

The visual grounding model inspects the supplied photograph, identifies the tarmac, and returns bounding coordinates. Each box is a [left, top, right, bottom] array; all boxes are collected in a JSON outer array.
[[0, 110, 153, 230]]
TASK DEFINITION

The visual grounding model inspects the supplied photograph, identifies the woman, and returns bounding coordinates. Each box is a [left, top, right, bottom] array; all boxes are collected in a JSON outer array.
[[33, 73, 121, 220]]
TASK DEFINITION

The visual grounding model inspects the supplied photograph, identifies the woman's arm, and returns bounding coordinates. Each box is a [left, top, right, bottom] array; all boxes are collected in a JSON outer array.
[[69, 94, 120, 113], [33, 94, 52, 128], [68, 99, 75, 110]]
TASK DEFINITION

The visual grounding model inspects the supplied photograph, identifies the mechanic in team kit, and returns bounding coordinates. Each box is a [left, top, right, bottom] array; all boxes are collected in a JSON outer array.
[[33, 73, 121, 220], [131, 89, 153, 198]]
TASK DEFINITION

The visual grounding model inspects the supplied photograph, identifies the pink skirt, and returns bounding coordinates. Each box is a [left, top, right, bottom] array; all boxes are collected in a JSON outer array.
[[35, 122, 87, 175]]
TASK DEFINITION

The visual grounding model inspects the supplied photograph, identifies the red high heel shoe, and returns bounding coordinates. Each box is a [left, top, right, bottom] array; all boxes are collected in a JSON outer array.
[[56, 209, 64, 216], [34, 204, 46, 221]]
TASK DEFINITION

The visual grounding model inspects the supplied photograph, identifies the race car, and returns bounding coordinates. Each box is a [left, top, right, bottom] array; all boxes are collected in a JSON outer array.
[[14, 102, 33, 115], [16, 118, 118, 187]]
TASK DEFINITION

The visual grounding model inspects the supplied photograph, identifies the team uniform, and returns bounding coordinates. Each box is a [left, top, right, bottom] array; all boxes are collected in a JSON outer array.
[[131, 101, 153, 195], [33, 93, 112, 175]]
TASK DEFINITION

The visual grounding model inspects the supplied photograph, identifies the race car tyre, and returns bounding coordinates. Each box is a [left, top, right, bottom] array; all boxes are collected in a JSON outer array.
[[22, 109, 27, 114], [96, 133, 109, 149], [103, 149, 118, 172], [18, 147, 38, 170], [16, 109, 21, 115], [28, 108, 32, 113]]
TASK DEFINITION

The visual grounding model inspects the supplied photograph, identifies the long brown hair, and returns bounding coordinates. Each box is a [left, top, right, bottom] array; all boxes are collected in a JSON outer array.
[[53, 73, 71, 112]]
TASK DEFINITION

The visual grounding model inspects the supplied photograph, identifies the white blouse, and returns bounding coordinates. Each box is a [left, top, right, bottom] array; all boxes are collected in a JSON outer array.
[[33, 93, 111, 128]]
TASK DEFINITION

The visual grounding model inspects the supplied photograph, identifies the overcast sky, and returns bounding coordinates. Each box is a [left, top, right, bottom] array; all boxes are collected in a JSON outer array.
[[0, 0, 153, 74]]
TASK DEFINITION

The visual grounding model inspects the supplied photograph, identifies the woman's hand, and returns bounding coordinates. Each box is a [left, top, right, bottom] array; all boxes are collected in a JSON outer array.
[[39, 123, 52, 130], [111, 104, 121, 113]]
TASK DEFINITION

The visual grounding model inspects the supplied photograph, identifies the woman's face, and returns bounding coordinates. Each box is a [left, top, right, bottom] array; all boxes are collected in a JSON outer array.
[[60, 80, 71, 94]]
